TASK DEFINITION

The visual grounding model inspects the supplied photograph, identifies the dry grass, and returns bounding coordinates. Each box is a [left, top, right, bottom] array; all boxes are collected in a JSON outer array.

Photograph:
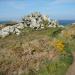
[[0, 29, 59, 75], [0, 26, 74, 75]]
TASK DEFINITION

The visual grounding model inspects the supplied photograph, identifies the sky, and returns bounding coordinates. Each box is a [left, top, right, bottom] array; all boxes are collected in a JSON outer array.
[[0, 0, 75, 21]]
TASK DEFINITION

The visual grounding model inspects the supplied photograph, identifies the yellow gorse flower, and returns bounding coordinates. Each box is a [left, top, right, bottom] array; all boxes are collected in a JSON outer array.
[[54, 40, 64, 52]]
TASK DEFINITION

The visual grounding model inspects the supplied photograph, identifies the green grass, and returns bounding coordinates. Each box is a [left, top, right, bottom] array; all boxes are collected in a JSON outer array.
[[38, 61, 68, 75], [22, 54, 72, 75]]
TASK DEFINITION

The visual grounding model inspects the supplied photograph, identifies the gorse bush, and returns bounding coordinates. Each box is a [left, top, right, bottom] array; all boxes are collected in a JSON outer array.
[[53, 40, 65, 52]]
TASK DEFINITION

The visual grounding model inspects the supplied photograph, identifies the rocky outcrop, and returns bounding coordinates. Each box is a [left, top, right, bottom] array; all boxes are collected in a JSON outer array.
[[0, 12, 62, 38], [0, 25, 21, 37], [22, 12, 59, 29], [72, 23, 75, 25]]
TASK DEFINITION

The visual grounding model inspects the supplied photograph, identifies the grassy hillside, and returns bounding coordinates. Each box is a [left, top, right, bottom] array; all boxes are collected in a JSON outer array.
[[0, 25, 75, 75]]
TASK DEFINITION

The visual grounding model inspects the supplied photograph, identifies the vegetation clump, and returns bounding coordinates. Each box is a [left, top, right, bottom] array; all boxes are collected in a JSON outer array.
[[53, 40, 65, 52]]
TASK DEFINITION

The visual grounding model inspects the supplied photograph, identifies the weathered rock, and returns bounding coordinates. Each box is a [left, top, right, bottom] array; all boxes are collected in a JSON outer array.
[[22, 12, 59, 29], [15, 28, 21, 35], [72, 23, 75, 24], [0, 30, 9, 38], [58, 25, 64, 28], [0, 12, 60, 38], [0, 25, 21, 37], [14, 23, 24, 29], [42, 15, 49, 21]]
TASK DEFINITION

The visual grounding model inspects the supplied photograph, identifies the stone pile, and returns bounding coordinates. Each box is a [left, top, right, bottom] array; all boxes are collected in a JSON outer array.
[[22, 12, 58, 29], [0, 23, 24, 37], [0, 12, 62, 38]]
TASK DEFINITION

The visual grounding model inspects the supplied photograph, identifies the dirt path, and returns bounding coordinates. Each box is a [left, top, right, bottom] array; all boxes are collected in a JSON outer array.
[[66, 51, 75, 75]]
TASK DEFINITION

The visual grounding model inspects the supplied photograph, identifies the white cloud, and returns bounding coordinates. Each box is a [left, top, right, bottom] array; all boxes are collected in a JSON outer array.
[[51, 0, 75, 4]]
